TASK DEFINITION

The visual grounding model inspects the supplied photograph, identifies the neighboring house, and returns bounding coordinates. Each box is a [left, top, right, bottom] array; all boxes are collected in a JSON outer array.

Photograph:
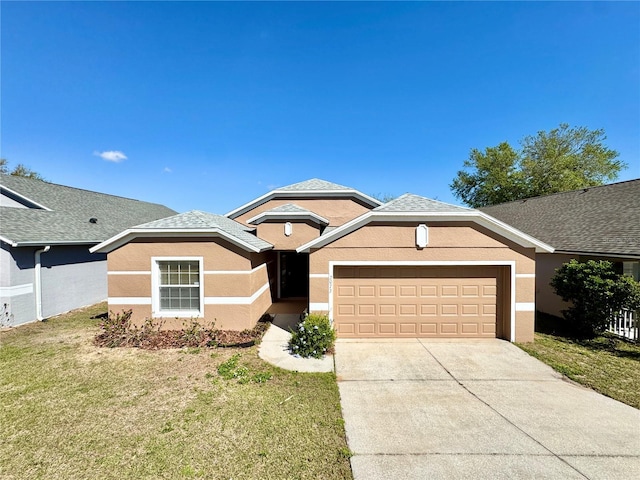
[[481, 179, 640, 317], [93, 179, 553, 342], [0, 174, 176, 326]]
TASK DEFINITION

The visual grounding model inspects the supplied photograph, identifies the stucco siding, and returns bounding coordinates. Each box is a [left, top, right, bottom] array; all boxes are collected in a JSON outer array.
[[41, 246, 107, 318], [108, 238, 253, 272], [536, 253, 574, 317], [1, 244, 107, 326], [255, 222, 320, 250], [235, 198, 371, 227], [107, 241, 272, 331]]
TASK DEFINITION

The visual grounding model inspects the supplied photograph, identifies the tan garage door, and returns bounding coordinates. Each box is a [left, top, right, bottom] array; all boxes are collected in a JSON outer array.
[[333, 266, 499, 338]]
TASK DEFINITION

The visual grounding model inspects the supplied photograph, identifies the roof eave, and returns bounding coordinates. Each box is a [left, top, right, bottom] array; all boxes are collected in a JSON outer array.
[[10, 240, 99, 248], [90, 228, 273, 254], [0, 185, 52, 211], [552, 250, 640, 260], [247, 211, 330, 226]]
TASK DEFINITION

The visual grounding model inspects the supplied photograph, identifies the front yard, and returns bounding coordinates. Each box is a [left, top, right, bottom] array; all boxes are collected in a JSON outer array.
[[518, 332, 640, 409], [0, 303, 353, 480]]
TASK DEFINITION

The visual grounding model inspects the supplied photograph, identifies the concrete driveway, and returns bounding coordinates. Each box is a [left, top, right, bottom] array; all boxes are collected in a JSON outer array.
[[335, 338, 640, 480]]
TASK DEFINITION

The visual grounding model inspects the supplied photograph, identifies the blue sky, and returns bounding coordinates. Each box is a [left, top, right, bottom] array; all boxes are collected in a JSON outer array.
[[2, 1, 639, 214]]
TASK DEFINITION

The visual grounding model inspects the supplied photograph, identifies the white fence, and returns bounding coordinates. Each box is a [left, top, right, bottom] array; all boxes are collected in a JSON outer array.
[[608, 308, 638, 342]]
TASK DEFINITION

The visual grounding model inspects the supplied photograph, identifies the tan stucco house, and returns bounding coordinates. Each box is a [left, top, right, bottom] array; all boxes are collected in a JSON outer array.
[[92, 179, 553, 342]]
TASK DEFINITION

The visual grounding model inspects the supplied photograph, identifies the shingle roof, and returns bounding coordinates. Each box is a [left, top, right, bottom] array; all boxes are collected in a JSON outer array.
[[374, 193, 472, 213], [93, 210, 273, 253], [246, 203, 330, 226], [225, 178, 381, 219], [266, 203, 312, 213], [480, 179, 640, 257], [0, 174, 176, 246], [139, 210, 271, 251], [276, 178, 353, 192]]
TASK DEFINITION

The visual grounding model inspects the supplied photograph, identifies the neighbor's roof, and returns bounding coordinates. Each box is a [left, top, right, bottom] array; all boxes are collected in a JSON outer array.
[[0, 174, 176, 247], [91, 210, 273, 254], [225, 178, 381, 219], [246, 203, 330, 226], [297, 192, 554, 254], [480, 179, 640, 258]]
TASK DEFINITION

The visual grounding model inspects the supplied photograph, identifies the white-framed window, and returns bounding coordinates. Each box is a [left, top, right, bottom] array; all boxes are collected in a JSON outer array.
[[151, 257, 204, 317]]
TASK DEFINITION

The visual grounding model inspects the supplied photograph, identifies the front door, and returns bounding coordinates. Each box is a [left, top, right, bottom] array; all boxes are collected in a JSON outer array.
[[279, 252, 309, 298]]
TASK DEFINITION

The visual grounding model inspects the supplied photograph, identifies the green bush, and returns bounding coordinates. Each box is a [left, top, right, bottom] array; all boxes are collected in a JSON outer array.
[[289, 313, 336, 359], [550, 259, 640, 338]]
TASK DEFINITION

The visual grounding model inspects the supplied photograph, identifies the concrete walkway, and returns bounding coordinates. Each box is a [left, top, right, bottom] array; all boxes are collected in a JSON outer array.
[[336, 338, 640, 480], [258, 314, 334, 373]]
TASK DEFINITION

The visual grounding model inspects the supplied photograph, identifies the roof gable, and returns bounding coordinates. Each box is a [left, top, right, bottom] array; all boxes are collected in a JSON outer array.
[[297, 193, 553, 254], [480, 179, 640, 257], [91, 210, 273, 254], [246, 203, 330, 226], [225, 178, 381, 219]]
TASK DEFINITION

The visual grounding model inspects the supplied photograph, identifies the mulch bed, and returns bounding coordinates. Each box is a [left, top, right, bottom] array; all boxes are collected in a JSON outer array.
[[94, 314, 272, 350]]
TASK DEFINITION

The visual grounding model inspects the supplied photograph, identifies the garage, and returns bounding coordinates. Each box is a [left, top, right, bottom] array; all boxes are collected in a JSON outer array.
[[333, 265, 504, 338]]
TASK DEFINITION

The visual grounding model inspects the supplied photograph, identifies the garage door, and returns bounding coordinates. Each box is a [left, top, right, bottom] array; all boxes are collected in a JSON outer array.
[[333, 266, 499, 338]]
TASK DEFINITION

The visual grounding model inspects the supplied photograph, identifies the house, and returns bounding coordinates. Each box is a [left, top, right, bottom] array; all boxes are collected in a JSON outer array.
[[0, 174, 176, 326], [92, 179, 553, 342], [481, 179, 640, 317]]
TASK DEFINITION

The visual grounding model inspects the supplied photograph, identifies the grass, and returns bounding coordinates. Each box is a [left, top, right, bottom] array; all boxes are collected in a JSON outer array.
[[0, 303, 353, 480], [517, 318, 640, 409]]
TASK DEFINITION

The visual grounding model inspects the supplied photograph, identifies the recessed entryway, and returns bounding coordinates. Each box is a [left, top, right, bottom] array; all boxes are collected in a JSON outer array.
[[278, 251, 309, 298]]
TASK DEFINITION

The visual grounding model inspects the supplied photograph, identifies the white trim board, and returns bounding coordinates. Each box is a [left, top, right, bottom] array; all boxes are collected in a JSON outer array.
[[108, 271, 151, 276], [204, 282, 270, 305], [204, 264, 267, 275], [108, 297, 151, 305], [0, 283, 34, 297]]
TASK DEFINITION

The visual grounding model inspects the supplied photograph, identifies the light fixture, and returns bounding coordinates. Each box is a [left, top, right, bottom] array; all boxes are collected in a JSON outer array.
[[416, 224, 428, 248]]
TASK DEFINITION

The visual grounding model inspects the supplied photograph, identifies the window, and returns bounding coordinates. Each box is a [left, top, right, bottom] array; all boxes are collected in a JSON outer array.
[[152, 257, 203, 317]]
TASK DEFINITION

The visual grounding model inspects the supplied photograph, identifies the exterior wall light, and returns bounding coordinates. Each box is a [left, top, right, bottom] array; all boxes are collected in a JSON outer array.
[[284, 222, 293, 237], [416, 224, 428, 248]]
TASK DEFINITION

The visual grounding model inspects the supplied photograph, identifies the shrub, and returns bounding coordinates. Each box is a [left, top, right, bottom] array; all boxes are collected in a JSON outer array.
[[289, 313, 336, 359], [550, 259, 640, 338], [96, 309, 134, 347]]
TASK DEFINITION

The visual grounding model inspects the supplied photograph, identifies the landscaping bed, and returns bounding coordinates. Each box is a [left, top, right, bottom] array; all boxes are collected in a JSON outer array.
[[0, 303, 353, 480]]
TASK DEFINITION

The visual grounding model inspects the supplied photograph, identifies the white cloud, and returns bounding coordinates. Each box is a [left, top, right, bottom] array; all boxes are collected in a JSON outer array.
[[94, 150, 127, 163], [163, 167, 172, 173]]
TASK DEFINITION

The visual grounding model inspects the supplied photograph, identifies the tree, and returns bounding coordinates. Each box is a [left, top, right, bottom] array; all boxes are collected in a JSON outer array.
[[0, 159, 46, 181], [450, 124, 624, 207], [550, 260, 640, 338]]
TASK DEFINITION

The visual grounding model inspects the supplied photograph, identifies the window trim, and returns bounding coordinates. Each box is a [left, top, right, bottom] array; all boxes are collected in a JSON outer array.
[[151, 256, 204, 318]]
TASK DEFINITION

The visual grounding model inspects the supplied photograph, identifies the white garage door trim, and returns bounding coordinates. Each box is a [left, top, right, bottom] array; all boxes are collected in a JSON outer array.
[[327, 260, 517, 342]]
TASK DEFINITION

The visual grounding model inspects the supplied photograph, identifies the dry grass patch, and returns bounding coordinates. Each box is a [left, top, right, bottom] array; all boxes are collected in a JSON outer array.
[[0, 303, 353, 479], [518, 332, 640, 409]]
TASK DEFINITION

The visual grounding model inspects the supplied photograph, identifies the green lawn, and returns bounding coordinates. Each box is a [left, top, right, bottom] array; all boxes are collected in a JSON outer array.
[[518, 332, 640, 409], [0, 303, 353, 480]]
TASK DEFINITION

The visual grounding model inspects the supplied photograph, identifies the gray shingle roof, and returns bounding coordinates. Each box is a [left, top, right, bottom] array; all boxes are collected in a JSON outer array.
[[374, 193, 472, 213], [276, 178, 353, 191], [266, 203, 312, 213], [225, 177, 381, 219], [480, 179, 640, 257], [1, 174, 176, 245], [134, 210, 272, 251]]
